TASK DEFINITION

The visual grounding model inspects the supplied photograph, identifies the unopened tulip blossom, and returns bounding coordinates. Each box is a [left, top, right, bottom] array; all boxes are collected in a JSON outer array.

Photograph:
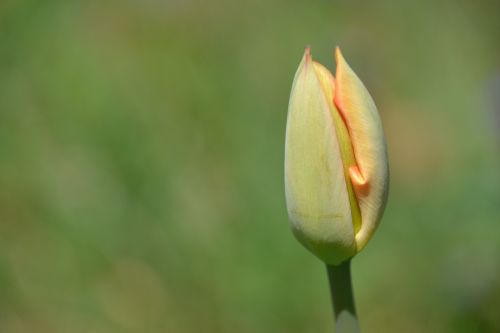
[[284, 47, 389, 333]]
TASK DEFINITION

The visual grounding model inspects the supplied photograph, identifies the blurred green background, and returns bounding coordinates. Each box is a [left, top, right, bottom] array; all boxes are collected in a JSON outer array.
[[1, 0, 499, 332]]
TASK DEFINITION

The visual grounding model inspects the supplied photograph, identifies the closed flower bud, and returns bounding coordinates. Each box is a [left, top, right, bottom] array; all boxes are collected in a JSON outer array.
[[285, 47, 389, 265]]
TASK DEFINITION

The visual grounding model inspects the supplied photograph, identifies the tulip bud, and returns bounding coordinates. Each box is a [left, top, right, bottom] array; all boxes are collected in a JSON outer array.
[[285, 47, 389, 265]]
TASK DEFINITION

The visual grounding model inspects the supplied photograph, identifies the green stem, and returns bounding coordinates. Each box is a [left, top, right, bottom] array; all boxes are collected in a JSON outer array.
[[326, 260, 361, 333]]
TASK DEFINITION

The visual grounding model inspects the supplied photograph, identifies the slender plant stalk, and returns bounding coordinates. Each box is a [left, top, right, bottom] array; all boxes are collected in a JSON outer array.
[[326, 259, 361, 333]]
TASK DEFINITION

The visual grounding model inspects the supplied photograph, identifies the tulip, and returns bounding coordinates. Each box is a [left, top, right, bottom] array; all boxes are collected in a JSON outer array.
[[285, 46, 389, 332], [284, 47, 389, 266]]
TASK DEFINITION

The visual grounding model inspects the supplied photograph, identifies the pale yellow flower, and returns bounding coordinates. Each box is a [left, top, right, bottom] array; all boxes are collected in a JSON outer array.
[[285, 47, 389, 265]]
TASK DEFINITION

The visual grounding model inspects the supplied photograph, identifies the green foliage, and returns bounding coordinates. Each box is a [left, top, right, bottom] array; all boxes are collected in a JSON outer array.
[[0, 0, 499, 332]]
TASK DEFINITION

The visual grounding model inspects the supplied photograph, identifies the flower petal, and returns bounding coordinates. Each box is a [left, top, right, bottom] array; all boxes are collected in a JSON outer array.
[[334, 47, 390, 250], [313, 61, 362, 235], [285, 48, 356, 264]]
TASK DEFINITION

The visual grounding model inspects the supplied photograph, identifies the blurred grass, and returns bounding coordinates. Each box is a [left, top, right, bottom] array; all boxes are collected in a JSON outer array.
[[0, 0, 499, 332]]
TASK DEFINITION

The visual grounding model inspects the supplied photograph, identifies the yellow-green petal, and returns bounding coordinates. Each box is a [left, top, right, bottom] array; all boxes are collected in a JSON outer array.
[[285, 49, 356, 265], [312, 61, 362, 235]]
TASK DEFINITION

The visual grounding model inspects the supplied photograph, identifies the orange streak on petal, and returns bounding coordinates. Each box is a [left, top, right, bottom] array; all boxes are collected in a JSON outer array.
[[334, 48, 364, 181], [349, 165, 366, 185], [349, 166, 369, 197]]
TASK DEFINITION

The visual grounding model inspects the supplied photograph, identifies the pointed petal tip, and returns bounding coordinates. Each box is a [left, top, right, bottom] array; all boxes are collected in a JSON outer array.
[[334, 46, 348, 71], [334, 46, 342, 61], [296, 46, 313, 71], [304, 46, 312, 63]]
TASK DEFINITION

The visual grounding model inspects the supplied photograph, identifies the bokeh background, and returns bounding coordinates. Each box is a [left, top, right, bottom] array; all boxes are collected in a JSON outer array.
[[1, 0, 499, 332]]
